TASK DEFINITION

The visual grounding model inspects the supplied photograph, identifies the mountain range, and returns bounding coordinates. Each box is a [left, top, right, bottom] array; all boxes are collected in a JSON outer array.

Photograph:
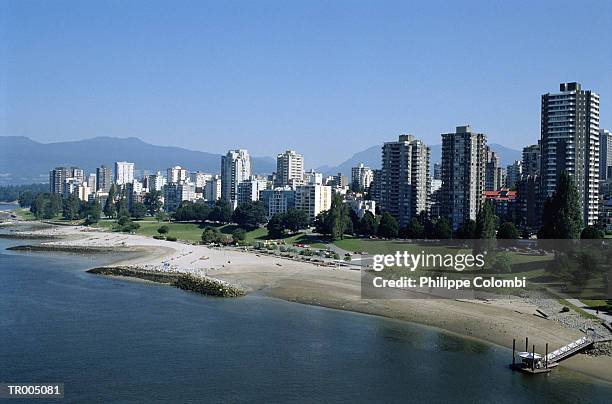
[[317, 143, 523, 176], [0, 136, 276, 185], [0, 136, 522, 185]]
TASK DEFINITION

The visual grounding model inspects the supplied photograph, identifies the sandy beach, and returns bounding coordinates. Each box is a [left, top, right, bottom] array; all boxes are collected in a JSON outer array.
[[3, 220, 612, 383]]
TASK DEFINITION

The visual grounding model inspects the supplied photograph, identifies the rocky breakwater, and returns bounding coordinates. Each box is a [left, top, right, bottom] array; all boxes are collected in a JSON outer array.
[[87, 266, 246, 298]]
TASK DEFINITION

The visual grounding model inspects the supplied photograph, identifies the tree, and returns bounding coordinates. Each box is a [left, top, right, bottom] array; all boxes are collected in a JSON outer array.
[[282, 209, 309, 232], [497, 222, 519, 239], [314, 194, 352, 240], [62, 194, 82, 220], [18, 191, 35, 208], [232, 201, 267, 230], [433, 217, 452, 239], [358, 211, 378, 236], [475, 200, 498, 239], [330, 193, 352, 240], [403, 217, 424, 239], [84, 201, 101, 225], [580, 225, 604, 239], [267, 213, 286, 238], [30, 193, 48, 219], [455, 220, 477, 239], [201, 227, 223, 244], [155, 211, 168, 223], [314, 211, 331, 236], [114, 214, 140, 233], [377, 212, 399, 238], [130, 202, 147, 219], [115, 196, 129, 219], [538, 171, 583, 239], [157, 225, 170, 235], [232, 228, 247, 243], [103, 186, 117, 218], [143, 190, 163, 215], [492, 253, 513, 273], [209, 200, 233, 223], [347, 209, 360, 235]]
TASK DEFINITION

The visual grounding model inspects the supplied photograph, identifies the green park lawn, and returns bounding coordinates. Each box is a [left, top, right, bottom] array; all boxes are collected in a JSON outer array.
[[95, 217, 328, 247], [13, 208, 36, 221]]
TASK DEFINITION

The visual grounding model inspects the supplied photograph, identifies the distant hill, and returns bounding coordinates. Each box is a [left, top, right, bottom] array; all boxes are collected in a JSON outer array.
[[0, 136, 276, 185], [318, 143, 522, 177]]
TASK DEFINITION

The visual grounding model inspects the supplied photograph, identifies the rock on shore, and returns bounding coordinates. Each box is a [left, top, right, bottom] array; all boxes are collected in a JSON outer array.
[[87, 266, 246, 297]]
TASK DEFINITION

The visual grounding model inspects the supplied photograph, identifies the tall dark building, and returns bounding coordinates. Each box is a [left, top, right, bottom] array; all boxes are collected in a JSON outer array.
[[600, 129, 612, 180], [541, 82, 600, 225], [96, 165, 113, 192], [441, 126, 487, 231], [516, 143, 542, 231]]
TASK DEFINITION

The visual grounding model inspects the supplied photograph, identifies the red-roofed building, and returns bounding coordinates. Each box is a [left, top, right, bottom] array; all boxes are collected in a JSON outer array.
[[484, 188, 517, 222]]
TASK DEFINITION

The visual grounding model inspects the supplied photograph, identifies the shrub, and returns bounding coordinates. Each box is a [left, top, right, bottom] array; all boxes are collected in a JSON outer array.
[[561, 306, 570, 313], [166, 236, 178, 242]]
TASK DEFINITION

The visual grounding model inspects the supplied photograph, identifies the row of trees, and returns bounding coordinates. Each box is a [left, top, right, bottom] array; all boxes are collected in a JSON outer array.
[[266, 209, 310, 238], [0, 184, 48, 203], [28, 193, 102, 224], [173, 200, 266, 230]]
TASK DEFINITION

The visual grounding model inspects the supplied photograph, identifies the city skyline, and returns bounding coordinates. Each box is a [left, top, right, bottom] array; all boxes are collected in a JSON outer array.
[[3, 0, 611, 166]]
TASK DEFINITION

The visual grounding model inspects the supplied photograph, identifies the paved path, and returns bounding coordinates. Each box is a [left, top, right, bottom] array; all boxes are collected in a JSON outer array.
[[566, 298, 612, 325]]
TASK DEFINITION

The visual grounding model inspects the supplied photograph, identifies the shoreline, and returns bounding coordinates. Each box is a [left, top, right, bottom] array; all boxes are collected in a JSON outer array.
[[3, 220, 612, 383]]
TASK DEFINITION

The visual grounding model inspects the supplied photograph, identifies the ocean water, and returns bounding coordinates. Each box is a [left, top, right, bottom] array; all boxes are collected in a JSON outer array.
[[1, 206, 611, 402]]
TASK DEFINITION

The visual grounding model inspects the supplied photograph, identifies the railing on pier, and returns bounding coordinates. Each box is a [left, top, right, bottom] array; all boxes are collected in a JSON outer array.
[[546, 336, 593, 363]]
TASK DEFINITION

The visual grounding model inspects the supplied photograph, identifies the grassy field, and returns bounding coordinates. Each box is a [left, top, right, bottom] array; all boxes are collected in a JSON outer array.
[[94, 217, 328, 247], [13, 208, 36, 221]]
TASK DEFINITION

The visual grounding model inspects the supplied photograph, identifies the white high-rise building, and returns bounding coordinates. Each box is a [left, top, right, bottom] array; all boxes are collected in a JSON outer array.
[[541, 82, 600, 225], [190, 171, 212, 188], [275, 150, 304, 188], [167, 166, 188, 184], [77, 183, 91, 201], [295, 184, 332, 222], [351, 163, 374, 191], [303, 169, 323, 185], [114, 161, 135, 185], [441, 126, 487, 231], [221, 149, 251, 208]]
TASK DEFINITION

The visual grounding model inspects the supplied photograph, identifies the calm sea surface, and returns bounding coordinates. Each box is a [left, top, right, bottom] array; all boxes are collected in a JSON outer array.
[[1, 203, 611, 403]]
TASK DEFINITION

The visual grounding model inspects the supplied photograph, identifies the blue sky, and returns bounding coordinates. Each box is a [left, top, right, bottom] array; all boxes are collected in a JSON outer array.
[[2, 0, 611, 166]]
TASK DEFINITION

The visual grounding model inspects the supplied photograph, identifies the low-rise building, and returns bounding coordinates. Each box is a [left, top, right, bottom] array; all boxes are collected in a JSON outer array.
[[484, 188, 517, 222], [260, 187, 296, 218], [237, 177, 268, 204], [164, 181, 195, 212], [345, 195, 376, 219]]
